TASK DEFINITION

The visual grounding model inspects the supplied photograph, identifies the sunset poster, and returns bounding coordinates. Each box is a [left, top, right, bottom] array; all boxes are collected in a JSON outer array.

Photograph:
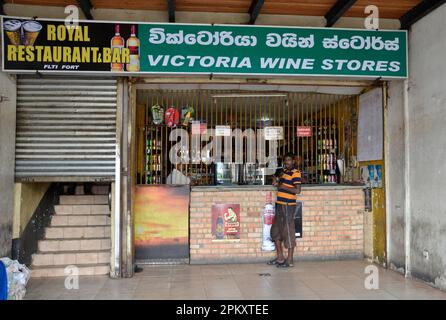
[[134, 185, 189, 262]]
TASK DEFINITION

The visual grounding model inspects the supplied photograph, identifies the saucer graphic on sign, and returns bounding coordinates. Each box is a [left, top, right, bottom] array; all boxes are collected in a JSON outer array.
[[22, 21, 42, 46], [3, 20, 22, 46]]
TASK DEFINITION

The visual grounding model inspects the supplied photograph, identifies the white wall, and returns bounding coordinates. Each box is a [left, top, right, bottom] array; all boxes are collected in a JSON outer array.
[[405, 3, 446, 290]]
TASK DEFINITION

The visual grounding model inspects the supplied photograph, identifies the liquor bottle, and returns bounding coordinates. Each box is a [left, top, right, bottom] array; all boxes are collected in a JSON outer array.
[[111, 25, 124, 71], [126, 25, 140, 72], [216, 211, 225, 239]]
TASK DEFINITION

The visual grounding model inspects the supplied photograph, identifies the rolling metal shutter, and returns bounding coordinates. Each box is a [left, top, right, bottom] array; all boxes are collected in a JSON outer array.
[[15, 75, 117, 182]]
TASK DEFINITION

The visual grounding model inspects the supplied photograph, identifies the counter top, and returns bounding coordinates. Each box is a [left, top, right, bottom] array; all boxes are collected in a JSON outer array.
[[191, 183, 365, 192]]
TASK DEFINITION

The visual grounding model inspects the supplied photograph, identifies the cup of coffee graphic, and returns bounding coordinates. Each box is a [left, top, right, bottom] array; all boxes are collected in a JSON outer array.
[[22, 20, 42, 46], [3, 19, 22, 46]]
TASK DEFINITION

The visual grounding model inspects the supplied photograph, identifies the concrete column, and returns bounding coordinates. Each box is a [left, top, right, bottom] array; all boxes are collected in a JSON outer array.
[[0, 58, 17, 257]]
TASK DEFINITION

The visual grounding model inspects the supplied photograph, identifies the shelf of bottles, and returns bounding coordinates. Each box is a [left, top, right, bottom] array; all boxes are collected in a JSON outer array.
[[298, 119, 338, 184], [145, 126, 163, 185], [317, 124, 338, 184]]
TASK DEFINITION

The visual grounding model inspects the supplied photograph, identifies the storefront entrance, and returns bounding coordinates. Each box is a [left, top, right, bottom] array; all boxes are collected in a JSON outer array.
[[130, 82, 387, 265]]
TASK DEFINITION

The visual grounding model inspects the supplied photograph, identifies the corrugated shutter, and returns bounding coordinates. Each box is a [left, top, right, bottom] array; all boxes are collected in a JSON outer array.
[[15, 75, 117, 181]]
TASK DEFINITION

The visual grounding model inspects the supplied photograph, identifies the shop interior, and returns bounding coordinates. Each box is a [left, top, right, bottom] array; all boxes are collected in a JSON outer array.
[[135, 84, 362, 187]]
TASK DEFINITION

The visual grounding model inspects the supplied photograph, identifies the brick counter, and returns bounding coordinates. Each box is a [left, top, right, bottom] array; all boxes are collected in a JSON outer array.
[[189, 185, 365, 264]]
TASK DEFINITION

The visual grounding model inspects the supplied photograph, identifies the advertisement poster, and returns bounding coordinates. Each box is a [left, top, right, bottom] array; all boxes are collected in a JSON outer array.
[[134, 186, 189, 262], [211, 204, 240, 240], [2, 16, 407, 78], [215, 125, 231, 137], [360, 164, 383, 188], [297, 126, 312, 137], [264, 126, 284, 140]]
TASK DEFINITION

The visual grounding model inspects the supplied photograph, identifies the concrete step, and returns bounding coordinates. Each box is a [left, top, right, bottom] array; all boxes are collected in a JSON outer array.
[[51, 214, 111, 227], [59, 195, 109, 205], [45, 226, 111, 239], [38, 238, 111, 252], [32, 250, 110, 267], [55, 204, 110, 215], [31, 264, 109, 277], [75, 185, 110, 195]]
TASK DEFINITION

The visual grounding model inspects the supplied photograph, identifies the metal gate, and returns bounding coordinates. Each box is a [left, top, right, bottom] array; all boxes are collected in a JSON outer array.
[[15, 75, 117, 182]]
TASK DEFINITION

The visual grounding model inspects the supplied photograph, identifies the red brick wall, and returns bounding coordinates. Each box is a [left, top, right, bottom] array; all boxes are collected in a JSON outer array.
[[189, 186, 364, 264]]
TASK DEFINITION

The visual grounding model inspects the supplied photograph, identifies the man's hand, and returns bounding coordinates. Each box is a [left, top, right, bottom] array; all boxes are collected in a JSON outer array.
[[272, 176, 279, 186]]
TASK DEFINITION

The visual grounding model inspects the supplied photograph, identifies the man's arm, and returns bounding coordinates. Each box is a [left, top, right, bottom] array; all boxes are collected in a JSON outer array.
[[278, 184, 301, 194]]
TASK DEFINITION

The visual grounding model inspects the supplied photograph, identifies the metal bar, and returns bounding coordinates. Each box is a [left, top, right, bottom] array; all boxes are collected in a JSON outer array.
[[18, 78, 117, 84], [167, 0, 176, 23], [254, 94, 257, 181], [18, 88, 117, 94], [136, 77, 373, 87], [76, 0, 94, 20], [323, 94, 327, 182], [111, 78, 123, 278], [17, 102, 117, 107], [292, 93, 295, 157], [230, 95, 234, 183], [16, 154, 116, 159], [325, 0, 357, 27], [167, 0, 175, 23], [319, 94, 323, 182], [16, 160, 115, 165], [16, 137, 115, 141], [248, 0, 265, 24], [0, 1, 5, 16], [307, 93, 311, 181], [400, 0, 446, 30], [18, 96, 116, 101]]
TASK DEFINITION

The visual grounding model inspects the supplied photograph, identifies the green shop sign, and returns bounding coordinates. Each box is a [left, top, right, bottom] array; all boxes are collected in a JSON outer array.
[[2, 16, 407, 79]]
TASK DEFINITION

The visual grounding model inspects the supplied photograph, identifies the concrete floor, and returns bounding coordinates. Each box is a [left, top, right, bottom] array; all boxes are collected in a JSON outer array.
[[24, 260, 446, 300]]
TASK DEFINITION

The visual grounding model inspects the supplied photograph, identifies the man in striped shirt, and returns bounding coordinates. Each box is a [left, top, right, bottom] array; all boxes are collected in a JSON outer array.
[[268, 152, 302, 268]]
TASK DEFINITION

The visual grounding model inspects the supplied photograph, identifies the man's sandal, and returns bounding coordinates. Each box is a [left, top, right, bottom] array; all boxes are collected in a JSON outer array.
[[267, 258, 284, 265], [276, 261, 294, 268]]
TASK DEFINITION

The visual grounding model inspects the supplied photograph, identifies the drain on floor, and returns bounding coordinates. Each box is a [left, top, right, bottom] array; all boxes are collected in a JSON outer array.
[[258, 273, 271, 276]]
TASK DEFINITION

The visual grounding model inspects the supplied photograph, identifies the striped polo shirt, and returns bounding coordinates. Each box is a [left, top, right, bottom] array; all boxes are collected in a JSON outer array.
[[276, 167, 301, 206]]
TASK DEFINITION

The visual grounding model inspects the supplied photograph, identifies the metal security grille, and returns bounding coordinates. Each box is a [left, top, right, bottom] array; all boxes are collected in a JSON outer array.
[[136, 89, 359, 185], [15, 76, 117, 181]]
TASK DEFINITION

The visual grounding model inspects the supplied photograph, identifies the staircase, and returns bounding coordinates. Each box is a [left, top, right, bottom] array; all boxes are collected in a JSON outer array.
[[30, 185, 111, 277]]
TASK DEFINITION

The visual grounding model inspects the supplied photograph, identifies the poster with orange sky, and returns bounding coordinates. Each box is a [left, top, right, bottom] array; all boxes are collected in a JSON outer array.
[[134, 185, 189, 262]]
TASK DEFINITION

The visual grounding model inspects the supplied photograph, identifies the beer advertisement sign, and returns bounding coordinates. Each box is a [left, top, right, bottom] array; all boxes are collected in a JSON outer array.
[[2, 16, 408, 78], [211, 204, 240, 241]]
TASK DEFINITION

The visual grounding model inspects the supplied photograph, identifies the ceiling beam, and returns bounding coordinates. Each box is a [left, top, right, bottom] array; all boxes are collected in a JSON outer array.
[[400, 0, 446, 30], [248, 0, 264, 25], [167, 0, 175, 23], [325, 0, 357, 27], [76, 0, 94, 20]]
